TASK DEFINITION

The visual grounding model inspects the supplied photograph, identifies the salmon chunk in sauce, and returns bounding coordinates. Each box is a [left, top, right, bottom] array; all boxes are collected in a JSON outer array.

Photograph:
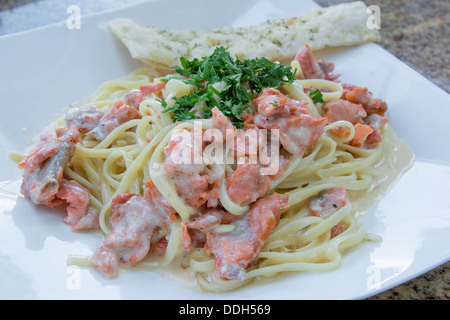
[[204, 193, 289, 280], [50, 179, 99, 231], [226, 163, 271, 206], [18, 125, 81, 206], [91, 193, 175, 278], [252, 88, 327, 155]]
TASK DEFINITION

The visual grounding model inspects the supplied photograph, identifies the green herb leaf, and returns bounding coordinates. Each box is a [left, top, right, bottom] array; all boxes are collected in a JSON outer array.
[[161, 46, 297, 126], [309, 89, 324, 104]]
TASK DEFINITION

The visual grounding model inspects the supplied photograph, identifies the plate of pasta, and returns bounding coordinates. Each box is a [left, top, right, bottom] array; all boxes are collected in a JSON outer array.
[[0, 0, 449, 300]]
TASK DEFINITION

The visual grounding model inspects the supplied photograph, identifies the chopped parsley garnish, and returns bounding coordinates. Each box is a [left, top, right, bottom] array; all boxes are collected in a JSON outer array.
[[159, 46, 296, 128], [309, 89, 324, 104]]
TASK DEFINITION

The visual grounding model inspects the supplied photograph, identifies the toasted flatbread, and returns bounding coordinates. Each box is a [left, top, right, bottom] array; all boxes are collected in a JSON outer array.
[[109, 1, 379, 68]]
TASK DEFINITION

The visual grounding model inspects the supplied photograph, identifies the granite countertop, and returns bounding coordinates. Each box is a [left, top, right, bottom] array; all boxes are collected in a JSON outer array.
[[0, 0, 448, 300]]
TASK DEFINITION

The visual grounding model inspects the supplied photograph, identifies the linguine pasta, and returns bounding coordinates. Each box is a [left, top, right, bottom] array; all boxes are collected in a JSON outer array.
[[15, 46, 413, 293]]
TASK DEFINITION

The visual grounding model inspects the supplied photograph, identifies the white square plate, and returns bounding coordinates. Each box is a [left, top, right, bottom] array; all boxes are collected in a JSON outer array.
[[0, 0, 449, 300]]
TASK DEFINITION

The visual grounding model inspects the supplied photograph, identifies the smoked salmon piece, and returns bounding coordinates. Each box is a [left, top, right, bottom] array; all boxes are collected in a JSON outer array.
[[172, 172, 209, 210], [323, 98, 372, 144], [89, 100, 140, 141], [123, 83, 166, 109], [144, 178, 177, 219], [253, 88, 308, 118], [91, 193, 174, 278], [139, 83, 166, 98], [149, 237, 169, 256], [252, 88, 327, 155], [344, 86, 388, 116], [308, 187, 348, 239], [226, 163, 271, 206], [364, 113, 388, 148], [204, 193, 289, 280], [295, 44, 338, 80], [186, 207, 241, 230], [66, 84, 165, 139], [181, 207, 242, 252], [18, 125, 97, 230], [324, 99, 367, 125], [51, 179, 99, 231], [18, 125, 81, 206], [163, 128, 216, 209], [330, 225, 346, 239], [324, 97, 387, 148], [308, 187, 348, 218], [65, 106, 105, 134], [323, 97, 388, 148], [349, 123, 373, 148], [123, 89, 144, 109], [212, 106, 235, 134], [295, 44, 323, 79]]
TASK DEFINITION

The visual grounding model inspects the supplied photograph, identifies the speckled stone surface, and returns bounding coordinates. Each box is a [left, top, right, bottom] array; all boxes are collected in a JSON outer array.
[[0, 0, 143, 35], [316, 0, 450, 93], [0, 0, 448, 300]]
